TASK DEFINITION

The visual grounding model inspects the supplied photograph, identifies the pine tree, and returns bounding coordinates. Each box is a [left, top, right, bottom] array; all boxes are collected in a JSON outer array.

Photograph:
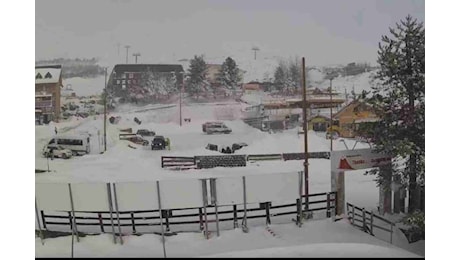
[[364, 15, 425, 213], [273, 61, 288, 93], [217, 57, 242, 95], [288, 59, 301, 95], [185, 55, 210, 98]]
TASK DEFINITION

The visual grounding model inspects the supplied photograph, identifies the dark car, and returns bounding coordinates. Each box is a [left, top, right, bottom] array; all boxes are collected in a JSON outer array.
[[151, 136, 166, 150], [136, 129, 156, 137], [232, 142, 248, 152]]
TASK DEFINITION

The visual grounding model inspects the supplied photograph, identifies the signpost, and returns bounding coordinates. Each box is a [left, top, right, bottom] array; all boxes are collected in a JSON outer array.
[[330, 149, 392, 216]]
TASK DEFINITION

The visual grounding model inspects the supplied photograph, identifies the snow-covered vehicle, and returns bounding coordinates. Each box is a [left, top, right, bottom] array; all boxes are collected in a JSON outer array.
[[202, 121, 222, 132], [205, 142, 248, 154], [43, 145, 73, 159], [204, 122, 232, 134], [136, 129, 156, 137], [151, 136, 166, 150]]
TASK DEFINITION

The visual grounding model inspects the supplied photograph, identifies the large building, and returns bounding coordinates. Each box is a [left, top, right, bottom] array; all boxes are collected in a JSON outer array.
[[107, 64, 184, 102], [35, 65, 63, 124]]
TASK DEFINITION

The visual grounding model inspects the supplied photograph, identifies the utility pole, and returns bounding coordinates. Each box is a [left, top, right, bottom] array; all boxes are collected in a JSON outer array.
[[252, 47, 260, 60], [301, 57, 309, 214], [104, 68, 107, 152], [125, 45, 131, 64], [133, 53, 140, 64], [179, 78, 184, 127], [329, 78, 333, 151]]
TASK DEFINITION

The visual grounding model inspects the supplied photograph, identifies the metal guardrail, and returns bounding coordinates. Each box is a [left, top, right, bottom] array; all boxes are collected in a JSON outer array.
[[161, 156, 196, 168]]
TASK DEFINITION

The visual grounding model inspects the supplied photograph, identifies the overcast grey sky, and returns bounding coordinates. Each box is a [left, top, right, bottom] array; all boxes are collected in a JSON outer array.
[[35, 0, 424, 66]]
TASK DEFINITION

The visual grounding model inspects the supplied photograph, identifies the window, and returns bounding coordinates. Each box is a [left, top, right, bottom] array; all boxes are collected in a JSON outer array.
[[129, 73, 134, 79], [56, 138, 83, 146], [36, 73, 43, 79], [45, 72, 52, 79], [122, 74, 126, 79], [116, 80, 121, 84], [128, 80, 131, 84]]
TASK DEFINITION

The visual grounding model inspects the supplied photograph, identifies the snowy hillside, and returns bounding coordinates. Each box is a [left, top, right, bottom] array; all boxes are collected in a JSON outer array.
[[62, 75, 106, 97], [317, 71, 377, 95]]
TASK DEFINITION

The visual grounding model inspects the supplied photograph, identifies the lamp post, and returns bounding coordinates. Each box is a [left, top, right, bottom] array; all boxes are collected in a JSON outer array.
[[179, 72, 184, 127], [301, 57, 309, 214], [104, 68, 108, 152]]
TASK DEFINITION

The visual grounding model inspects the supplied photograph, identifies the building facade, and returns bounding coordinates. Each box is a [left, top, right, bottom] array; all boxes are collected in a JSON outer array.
[[35, 65, 63, 124], [107, 64, 184, 103], [331, 100, 379, 138]]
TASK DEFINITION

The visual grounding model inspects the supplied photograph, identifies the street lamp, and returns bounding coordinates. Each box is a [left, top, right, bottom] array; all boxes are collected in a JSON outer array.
[[103, 67, 108, 152]]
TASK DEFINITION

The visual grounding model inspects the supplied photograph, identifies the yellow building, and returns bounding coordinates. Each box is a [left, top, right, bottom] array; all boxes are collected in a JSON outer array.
[[329, 100, 379, 138], [308, 115, 330, 131]]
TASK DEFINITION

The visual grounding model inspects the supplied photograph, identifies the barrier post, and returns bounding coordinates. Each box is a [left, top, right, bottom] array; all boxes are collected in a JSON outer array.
[[362, 208, 367, 232], [390, 223, 393, 244], [112, 183, 124, 245], [98, 213, 105, 233], [233, 205, 238, 228], [68, 184, 80, 242], [156, 181, 167, 258], [326, 193, 331, 218], [131, 212, 136, 233], [265, 202, 271, 225], [352, 206, 355, 225], [210, 178, 220, 237], [297, 171, 303, 226], [370, 211, 374, 235], [68, 212, 73, 231], [242, 176, 249, 233], [201, 179, 209, 239], [41, 210, 47, 230], [164, 210, 171, 232], [106, 183, 117, 244], [198, 208, 204, 231], [35, 199, 45, 245]]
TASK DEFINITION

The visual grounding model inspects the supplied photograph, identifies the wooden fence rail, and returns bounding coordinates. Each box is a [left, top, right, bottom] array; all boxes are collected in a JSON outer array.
[[39, 192, 336, 236], [346, 202, 395, 243]]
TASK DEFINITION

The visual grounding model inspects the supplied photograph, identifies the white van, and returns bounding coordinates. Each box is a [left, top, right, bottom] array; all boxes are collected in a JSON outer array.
[[47, 135, 91, 155]]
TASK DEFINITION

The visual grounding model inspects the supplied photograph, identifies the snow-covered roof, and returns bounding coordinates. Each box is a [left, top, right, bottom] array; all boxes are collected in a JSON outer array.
[[354, 118, 380, 123], [35, 94, 52, 98], [35, 66, 62, 84]]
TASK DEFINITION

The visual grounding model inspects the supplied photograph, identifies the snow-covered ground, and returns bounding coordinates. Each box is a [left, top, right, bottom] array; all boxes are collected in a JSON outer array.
[[35, 101, 423, 257], [35, 218, 421, 258]]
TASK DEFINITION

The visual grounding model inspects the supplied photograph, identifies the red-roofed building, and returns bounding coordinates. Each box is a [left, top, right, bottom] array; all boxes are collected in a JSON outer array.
[[35, 65, 63, 124]]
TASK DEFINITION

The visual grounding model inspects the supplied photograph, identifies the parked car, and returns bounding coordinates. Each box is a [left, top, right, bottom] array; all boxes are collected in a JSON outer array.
[[128, 136, 150, 146], [202, 121, 222, 132], [205, 122, 232, 134], [43, 145, 73, 159], [232, 142, 248, 152], [136, 129, 156, 137], [151, 136, 166, 150]]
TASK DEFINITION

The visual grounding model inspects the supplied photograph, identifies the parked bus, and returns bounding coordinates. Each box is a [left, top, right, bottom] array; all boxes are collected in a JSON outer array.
[[47, 135, 91, 155]]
